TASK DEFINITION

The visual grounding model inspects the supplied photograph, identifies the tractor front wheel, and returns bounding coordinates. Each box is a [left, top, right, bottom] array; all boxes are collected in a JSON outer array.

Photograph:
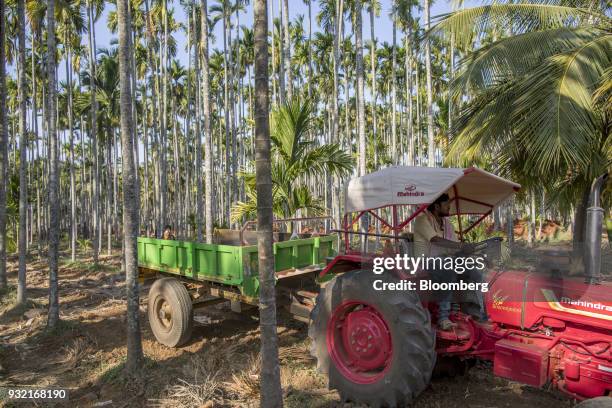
[[148, 278, 193, 347], [309, 270, 436, 407]]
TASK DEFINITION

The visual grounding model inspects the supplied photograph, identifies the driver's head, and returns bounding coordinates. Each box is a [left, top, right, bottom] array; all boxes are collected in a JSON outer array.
[[428, 193, 451, 217]]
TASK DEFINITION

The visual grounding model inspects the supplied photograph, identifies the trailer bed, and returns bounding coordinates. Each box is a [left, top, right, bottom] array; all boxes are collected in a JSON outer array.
[[137, 235, 336, 298]]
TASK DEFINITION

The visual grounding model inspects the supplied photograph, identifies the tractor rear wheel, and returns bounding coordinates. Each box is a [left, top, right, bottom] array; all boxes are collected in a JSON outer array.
[[148, 278, 193, 347], [309, 270, 436, 407]]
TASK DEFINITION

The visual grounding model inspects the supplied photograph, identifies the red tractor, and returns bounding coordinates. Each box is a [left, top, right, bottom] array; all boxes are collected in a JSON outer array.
[[308, 166, 611, 407]]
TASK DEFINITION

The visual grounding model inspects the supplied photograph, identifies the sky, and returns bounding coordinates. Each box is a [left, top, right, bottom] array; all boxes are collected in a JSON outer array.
[[92, 0, 480, 69]]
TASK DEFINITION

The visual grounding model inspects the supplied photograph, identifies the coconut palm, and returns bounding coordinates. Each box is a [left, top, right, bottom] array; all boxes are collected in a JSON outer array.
[[231, 98, 354, 221], [433, 0, 611, 244]]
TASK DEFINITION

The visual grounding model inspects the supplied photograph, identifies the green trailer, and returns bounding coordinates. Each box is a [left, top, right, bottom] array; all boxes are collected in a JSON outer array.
[[138, 222, 337, 347]]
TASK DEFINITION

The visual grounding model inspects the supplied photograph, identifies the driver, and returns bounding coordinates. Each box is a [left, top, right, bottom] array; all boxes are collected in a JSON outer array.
[[413, 194, 476, 331]]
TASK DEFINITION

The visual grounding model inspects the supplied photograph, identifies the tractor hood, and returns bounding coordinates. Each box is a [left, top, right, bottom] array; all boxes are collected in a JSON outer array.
[[345, 166, 521, 214]]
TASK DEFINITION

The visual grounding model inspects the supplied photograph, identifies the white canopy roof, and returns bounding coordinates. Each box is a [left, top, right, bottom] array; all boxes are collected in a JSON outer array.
[[345, 166, 521, 215]]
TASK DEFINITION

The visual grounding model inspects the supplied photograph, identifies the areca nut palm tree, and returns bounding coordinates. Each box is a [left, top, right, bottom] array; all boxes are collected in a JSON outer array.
[[46, 0, 60, 328], [117, 0, 144, 373], [253, 0, 283, 405], [231, 98, 354, 222], [17, 0, 28, 305], [201, 0, 214, 244], [0, 0, 7, 290]]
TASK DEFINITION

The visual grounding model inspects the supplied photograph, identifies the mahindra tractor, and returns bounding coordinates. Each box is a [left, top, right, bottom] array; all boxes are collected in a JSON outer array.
[[138, 166, 610, 407], [308, 166, 611, 407]]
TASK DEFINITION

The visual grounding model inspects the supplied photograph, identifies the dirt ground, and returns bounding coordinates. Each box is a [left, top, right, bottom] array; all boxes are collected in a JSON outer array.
[[0, 249, 591, 408]]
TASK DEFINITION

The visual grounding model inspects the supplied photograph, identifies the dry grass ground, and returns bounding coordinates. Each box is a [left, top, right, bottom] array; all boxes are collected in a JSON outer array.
[[0, 246, 593, 407]]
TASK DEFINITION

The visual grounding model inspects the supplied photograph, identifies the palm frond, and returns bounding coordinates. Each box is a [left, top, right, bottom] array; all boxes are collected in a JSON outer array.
[[270, 98, 313, 162], [292, 144, 354, 180], [430, 3, 607, 50], [512, 34, 611, 174], [592, 65, 612, 112], [452, 27, 605, 96]]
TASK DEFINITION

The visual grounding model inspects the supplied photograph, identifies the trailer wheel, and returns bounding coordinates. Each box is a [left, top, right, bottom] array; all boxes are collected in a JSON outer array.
[[575, 397, 612, 408], [148, 278, 193, 347], [309, 270, 436, 407]]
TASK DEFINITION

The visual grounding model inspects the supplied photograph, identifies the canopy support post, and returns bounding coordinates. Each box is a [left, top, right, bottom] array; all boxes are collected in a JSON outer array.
[[453, 185, 464, 242]]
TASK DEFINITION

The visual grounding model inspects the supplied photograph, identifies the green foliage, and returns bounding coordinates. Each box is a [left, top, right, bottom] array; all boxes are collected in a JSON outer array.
[[433, 0, 611, 209], [77, 238, 92, 251], [232, 98, 354, 222]]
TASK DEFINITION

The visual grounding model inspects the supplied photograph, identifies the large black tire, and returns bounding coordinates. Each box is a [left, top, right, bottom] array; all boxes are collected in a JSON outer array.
[[309, 270, 436, 407], [575, 397, 612, 408], [148, 278, 194, 347]]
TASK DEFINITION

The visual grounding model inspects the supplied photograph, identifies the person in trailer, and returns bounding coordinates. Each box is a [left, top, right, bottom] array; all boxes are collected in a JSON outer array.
[[162, 225, 176, 240]]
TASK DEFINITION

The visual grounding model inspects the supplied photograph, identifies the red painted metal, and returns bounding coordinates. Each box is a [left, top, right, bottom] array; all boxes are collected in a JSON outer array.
[[453, 185, 464, 241], [462, 210, 493, 235], [392, 205, 399, 250], [494, 339, 549, 387], [397, 204, 428, 230], [349, 211, 366, 228], [318, 254, 372, 278], [367, 210, 392, 229], [327, 300, 393, 384]]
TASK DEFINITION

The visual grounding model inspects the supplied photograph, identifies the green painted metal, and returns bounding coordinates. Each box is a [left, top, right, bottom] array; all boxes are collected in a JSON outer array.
[[138, 235, 336, 298]]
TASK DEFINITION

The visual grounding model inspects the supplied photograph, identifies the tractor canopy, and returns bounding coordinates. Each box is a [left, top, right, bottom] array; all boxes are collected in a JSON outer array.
[[345, 166, 521, 215]]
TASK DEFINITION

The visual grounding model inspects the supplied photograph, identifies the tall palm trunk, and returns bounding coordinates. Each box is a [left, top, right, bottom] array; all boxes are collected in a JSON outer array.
[[194, 4, 203, 241], [200, 0, 214, 243], [281, 0, 292, 100], [222, 8, 231, 227], [227, 12, 237, 226], [66, 45, 77, 263], [331, 0, 342, 228], [405, 23, 414, 165], [369, 5, 377, 159], [17, 0, 28, 303], [391, 11, 397, 164], [158, 0, 169, 236], [253, 0, 282, 405], [117, 0, 144, 373], [424, 0, 434, 166], [47, 0, 60, 328], [355, 0, 366, 176], [275, 0, 285, 104], [88, 0, 100, 265], [0, 0, 7, 290], [415, 55, 421, 164], [307, 0, 312, 101], [448, 32, 454, 135]]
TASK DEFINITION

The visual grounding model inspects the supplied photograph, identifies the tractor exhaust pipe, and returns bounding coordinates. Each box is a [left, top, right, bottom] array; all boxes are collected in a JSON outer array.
[[585, 173, 608, 284]]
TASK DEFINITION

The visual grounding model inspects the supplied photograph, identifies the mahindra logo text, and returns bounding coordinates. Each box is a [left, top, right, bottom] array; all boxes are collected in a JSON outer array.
[[397, 184, 424, 197]]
